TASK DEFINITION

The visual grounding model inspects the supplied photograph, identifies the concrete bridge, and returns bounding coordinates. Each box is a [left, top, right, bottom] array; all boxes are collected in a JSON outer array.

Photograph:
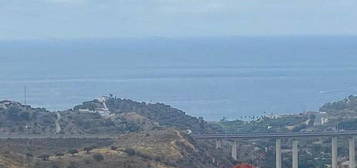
[[193, 131, 357, 168]]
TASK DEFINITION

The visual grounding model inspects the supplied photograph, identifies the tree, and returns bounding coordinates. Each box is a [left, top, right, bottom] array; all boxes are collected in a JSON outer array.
[[67, 162, 78, 168], [38, 154, 50, 161], [110, 146, 118, 150], [68, 149, 79, 156], [124, 148, 136, 156], [92, 153, 104, 162], [20, 111, 31, 121], [51, 164, 60, 168], [6, 106, 21, 121], [220, 117, 227, 122], [84, 146, 95, 154], [55, 152, 65, 157], [26, 153, 33, 158]]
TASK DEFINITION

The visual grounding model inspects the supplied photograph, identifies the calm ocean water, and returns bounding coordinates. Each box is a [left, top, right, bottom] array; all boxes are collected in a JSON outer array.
[[1, 36, 357, 120]]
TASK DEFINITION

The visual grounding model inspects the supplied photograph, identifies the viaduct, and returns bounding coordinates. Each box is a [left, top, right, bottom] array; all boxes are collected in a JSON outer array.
[[193, 131, 357, 168], [2, 131, 357, 168]]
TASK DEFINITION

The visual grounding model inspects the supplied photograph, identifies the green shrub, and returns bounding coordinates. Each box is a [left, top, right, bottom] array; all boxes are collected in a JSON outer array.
[[68, 149, 79, 156], [38, 154, 50, 161], [92, 153, 104, 162], [84, 146, 95, 153], [110, 146, 118, 150], [124, 148, 136, 156], [67, 162, 77, 168]]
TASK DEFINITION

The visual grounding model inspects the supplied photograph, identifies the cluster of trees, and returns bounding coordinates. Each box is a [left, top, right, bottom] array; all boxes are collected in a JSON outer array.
[[105, 97, 209, 133], [320, 95, 357, 113], [4, 106, 32, 121], [36, 146, 107, 162], [0, 102, 58, 134], [338, 119, 357, 130], [0, 96, 214, 135], [218, 115, 309, 134]]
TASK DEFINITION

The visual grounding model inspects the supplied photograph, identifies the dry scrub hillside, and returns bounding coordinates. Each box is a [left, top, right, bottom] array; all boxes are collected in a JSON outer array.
[[0, 97, 233, 168], [0, 129, 233, 168]]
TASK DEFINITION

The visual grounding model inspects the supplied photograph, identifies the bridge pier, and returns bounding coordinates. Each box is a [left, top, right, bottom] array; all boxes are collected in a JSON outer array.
[[349, 137, 355, 168], [292, 140, 298, 168], [232, 140, 238, 160], [276, 138, 282, 168], [216, 139, 222, 149], [332, 136, 338, 168]]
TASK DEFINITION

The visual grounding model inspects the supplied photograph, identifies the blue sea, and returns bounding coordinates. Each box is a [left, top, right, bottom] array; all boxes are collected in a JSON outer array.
[[1, 36, 357, 120]]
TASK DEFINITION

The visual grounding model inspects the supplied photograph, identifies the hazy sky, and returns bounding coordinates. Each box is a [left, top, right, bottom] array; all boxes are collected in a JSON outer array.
[[1, 0, 357, 39]]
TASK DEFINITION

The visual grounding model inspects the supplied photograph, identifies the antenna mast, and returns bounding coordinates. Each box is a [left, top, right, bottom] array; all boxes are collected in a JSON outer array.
[[24, 86, 27, 105]]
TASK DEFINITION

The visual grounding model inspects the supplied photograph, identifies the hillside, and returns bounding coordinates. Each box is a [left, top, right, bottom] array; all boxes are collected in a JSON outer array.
[[214, 95, 357, 168], [2, 95, 357, 168], [0, 97, 233, 168], [0, 129, 233, 168], [73, 97, 212, 133], [320, 95, 357, 113], [0, 96, 217, 136], [0, 100, 57, 135]]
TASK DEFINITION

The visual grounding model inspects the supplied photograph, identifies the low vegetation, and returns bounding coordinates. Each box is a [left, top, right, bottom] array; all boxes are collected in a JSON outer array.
[[1, 95, 357, 168]]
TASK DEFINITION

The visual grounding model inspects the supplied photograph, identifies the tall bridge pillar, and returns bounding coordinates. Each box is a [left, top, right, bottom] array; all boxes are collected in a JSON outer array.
[[216, 139, 222, 149], [349, 137, 355, 168], [332, 136, 338, 168], [276, 138, 282, 168], [292, 140, 298, 168], [232, 140, 238, 160]]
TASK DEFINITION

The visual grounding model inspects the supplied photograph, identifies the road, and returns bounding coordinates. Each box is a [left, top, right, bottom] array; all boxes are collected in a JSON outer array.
[[55, 112, 62, 134]]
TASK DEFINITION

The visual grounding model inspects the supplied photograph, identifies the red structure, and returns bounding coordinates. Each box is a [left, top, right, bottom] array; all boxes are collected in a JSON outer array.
[[233, 163, 256, 168]]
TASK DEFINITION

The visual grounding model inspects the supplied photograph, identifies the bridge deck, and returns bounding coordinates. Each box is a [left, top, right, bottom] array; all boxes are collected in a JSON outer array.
[[2, 131, 357, 140], [193, 131, 357, 139], [0, 135, 118, 139]]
